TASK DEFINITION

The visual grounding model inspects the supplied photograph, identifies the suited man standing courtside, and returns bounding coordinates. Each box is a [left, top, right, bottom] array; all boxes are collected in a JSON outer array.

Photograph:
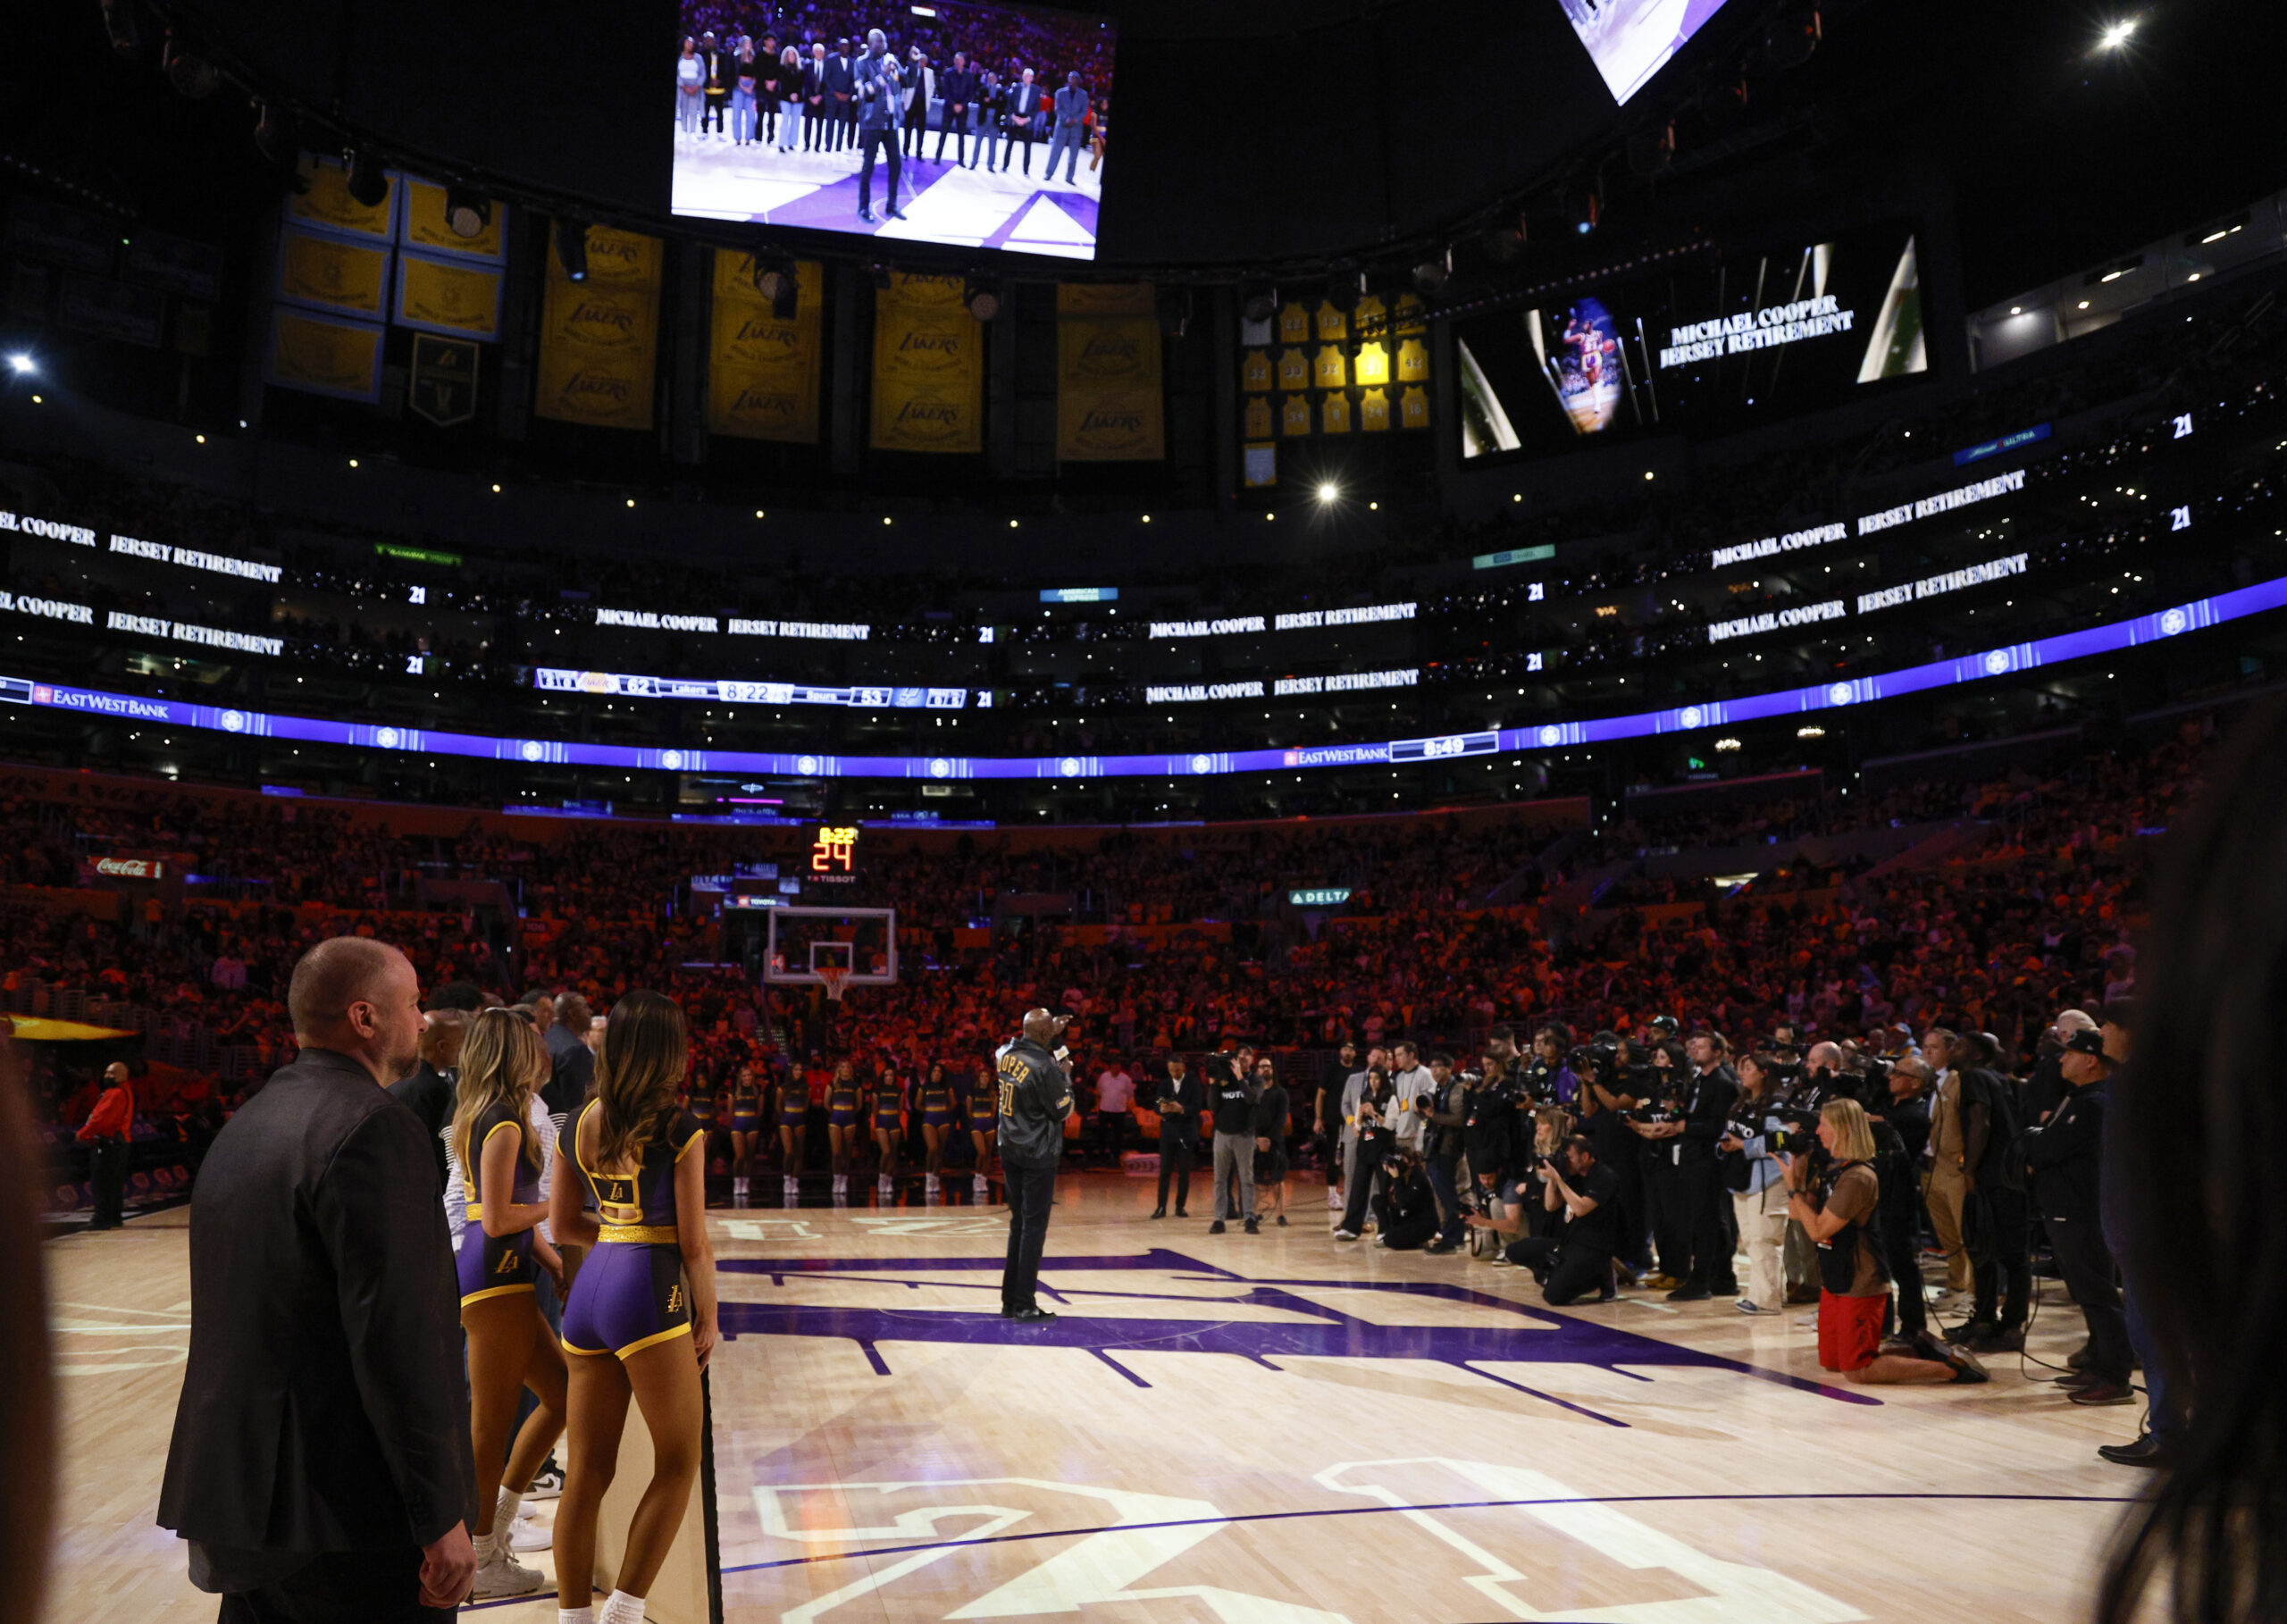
[[160, 936, 477, 1620]]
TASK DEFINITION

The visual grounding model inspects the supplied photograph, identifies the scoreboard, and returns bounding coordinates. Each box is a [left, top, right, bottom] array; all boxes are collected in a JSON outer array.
[[808, 825, 859, 882]]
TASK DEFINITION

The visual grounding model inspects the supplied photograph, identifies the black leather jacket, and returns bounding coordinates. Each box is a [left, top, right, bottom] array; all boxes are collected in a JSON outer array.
[[995, 1038, 1073, 1168]]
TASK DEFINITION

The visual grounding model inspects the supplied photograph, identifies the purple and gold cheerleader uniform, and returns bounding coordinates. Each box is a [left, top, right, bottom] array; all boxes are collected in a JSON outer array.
[[457, 1102, 540, 1306], [558, 1101, 705, 1360], [730, 1076, 764, 1134], [871, 1077, 904, 1134], [921, 1076, 956, 1130], [826, 1077, 861, 1129], [775, 1082, 807, 1130]]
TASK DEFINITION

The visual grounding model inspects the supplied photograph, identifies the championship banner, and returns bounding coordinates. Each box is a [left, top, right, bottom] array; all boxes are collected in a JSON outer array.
[[276, 227, 390, 318], [1055, 282, 1161, 462], [395, 251, 503, 340], [400, 180, 506, 262], [265, 306, 384, 403], [870, 272, 983, 455], [534, 222, 660, 431], [407, 333, 480, 427], [707, 251, 822, 444], [287, 155, 396, 241]]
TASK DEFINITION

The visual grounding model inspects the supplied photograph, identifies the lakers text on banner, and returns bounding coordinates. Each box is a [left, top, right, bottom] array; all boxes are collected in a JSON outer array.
[[870, 272, 982, 455], [534, 222, 660, 431], [1055, 282, 1161, 462], [276, 228, 390, 318], [266, 306, 384, 403], [708, 252, 822, 443], [395, 251, 503, 340]]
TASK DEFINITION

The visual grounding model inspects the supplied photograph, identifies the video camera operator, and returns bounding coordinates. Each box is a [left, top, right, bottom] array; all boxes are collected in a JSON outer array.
[[1484, 1134, 1620, 1305], [1570, 1043, 1646, 1282]]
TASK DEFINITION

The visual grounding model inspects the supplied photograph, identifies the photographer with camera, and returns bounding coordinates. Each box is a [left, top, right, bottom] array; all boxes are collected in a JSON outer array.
[[1484, 1134, 1620, 1305], [1388, 1041, 1433, 1158], [1147, 1054, 1200, 1219], [1719, 1051, 1792, 1317], [1417, 1053, 1470, 1253], [1334, 1044, 1387, 1217], [1781, 1100, 1982, 1385], [1332, 1064, 1395, 1242], [1527, 1025, 1579, 1106], [1461, 1054, 1518, 1258], [1632, 1031, 1739, 1302], [1635, 1040, 1689, 1288], [1371, 1147, 1441, 1251], [1947, 1030, 2031, 1352]]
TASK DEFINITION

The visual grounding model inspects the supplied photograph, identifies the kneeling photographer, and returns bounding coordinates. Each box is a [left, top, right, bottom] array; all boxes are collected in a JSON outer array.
[[1370, 1147, 1440, 1251], [1781, 1100, 1982, 1386], [1485, 1134, 1620, 1305]]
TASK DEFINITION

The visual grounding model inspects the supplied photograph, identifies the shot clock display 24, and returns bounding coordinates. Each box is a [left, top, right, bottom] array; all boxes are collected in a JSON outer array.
[[809, 825, 859, 881]]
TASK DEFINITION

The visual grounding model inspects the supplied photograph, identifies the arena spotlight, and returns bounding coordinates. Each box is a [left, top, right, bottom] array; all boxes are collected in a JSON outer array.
[[443, 185, 490, 239], [1411, 248, 1452, 297], [555, 219, 590, 281], [345, 148, 390, 208], [1325, 263, 1364, 314], [753, 255, 799, 318], [2097, 16, 2138, 49], [1316, 481, 1341, 503], [163, 30, 220, 96], [1240, 284, 1278, 324], [98, 0, 146, 55], [7, 355, 34, 375], [964, 279, 1000, 322]]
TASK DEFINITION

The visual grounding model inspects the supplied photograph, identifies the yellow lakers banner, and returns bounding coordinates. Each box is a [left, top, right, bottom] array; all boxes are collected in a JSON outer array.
[[266, 307, 384, 402], [277, 228, 390, 318], [708, 251, 822, 444], [535, 223, 660, 431], [395, 252, 502, 340], [871, 272, 982, 455], [400, 180, 505, 261], [1055, 282, 1161, 462], [288, 156, 395, 240]]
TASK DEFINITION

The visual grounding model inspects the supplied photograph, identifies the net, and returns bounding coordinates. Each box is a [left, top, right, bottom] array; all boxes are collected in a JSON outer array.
[[816, 965, 852, 1004]]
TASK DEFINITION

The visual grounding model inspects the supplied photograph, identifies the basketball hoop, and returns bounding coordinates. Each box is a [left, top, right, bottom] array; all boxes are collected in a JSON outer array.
[[817, 966, 852, 1004]]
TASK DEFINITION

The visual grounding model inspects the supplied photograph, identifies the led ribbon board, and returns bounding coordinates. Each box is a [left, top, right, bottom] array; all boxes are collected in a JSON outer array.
[[7, 576, 2281, 778]]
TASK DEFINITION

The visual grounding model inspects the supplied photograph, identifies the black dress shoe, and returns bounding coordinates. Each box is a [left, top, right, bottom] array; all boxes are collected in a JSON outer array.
[[1007, 1305, 1058, 1322], [1174, 1209, 1187, 1218], [1946, 1318, 1999, 1344], [886, 206, 907, 220], [1665, 1285, 1712, 1302], [1147, 1207, 1166, 1219], [2098, 1436, 2174, 1467], [859, 207, 877, 222]]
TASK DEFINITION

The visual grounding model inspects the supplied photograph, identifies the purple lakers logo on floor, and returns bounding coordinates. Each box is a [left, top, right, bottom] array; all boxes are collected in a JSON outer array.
[[716, 1248, 1875, 1417]]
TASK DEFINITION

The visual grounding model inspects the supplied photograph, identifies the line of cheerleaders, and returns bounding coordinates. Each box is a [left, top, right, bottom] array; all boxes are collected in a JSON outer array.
[[691, 1058, 1002, 1193]]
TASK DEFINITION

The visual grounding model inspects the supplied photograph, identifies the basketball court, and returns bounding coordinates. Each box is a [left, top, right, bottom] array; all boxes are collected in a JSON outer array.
[[54, 1174, 2136, 1623]]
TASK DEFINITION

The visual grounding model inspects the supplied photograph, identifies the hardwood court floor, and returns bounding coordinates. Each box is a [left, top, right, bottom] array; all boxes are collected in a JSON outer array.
[[50, 1174, 2145, 1623]]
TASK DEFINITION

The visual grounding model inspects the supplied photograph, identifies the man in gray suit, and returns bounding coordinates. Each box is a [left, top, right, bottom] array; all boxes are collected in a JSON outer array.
[[1044, 71, 1091, 185], [854, 29, 908, 224]]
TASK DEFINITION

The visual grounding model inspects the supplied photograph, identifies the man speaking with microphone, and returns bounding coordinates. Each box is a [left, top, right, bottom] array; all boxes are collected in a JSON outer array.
[[997, 1008, 1074, 1321]]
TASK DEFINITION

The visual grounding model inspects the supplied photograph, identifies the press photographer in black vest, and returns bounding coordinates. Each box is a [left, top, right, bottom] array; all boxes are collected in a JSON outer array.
[[1148, 1055, 1201, 1219], [1492, 1135, 1621, 1305], [995, 1009, 1073, 1322], [2025, 1028, 2135, 1404], [1631, 1031, 1738, 1301]]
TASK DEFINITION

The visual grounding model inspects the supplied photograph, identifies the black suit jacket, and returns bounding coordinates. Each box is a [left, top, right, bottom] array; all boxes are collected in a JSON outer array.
[[1154, 1073, 1202, 1144], [1675, 1066, 1740, 1162], [385, 1060, 454, 1195], [160, 1048, 474, 1554]]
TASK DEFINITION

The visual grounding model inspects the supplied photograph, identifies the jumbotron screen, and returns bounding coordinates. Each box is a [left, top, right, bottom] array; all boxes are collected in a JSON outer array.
[[667, 2, 1116, 259], [1559, 0, 1733, 105], [1457, 222, 1929, 461]]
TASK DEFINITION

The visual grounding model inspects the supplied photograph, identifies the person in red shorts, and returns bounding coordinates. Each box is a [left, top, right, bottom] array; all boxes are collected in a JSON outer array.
[[1782, 1099, 1982, 1387]]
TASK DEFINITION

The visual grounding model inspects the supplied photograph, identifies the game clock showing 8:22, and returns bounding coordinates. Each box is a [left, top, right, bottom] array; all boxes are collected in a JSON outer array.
[[809, 825, 859, 883]]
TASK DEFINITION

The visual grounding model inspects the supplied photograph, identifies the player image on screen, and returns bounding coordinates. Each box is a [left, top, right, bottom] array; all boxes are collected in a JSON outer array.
[[1537, 297, 1624, 436], [668, 1, 1115, 259], [1559, 0, 1733, 105]]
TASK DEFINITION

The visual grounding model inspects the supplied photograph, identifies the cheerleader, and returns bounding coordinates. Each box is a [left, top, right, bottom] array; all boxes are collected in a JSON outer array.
[[967, 1061, 999, 1181], [685, 1067, 720, 1201], [549, 990, 717, 1624], [918, 1061, 957, 1187], [774, 1067, 807, 1194], [868, 1060, 905, 1188], [825, 1059, 861, 1193], [727, 1062, 763, 1201], [449, 1009, 568, 1599]]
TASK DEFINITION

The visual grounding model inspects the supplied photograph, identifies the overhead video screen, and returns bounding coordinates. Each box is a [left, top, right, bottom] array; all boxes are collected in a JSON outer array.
[[668, 2, 1116, 259], [1457, 222, 1929, 461], [1559, 0, 1733, 105]]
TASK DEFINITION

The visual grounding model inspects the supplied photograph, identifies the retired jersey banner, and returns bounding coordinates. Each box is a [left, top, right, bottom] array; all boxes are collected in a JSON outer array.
[[287, 155, 397, 241], [1055, 282, 1161, 462], [266, 306, 384, 402], [276, 228, 390, 318], [400, 180, 506, 262], [708, 251, 822, 444], [534, 222, 660, 431], [394, 251, 502, 340], [407, 333, 480, 427], [870, 272, 982, 455]]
